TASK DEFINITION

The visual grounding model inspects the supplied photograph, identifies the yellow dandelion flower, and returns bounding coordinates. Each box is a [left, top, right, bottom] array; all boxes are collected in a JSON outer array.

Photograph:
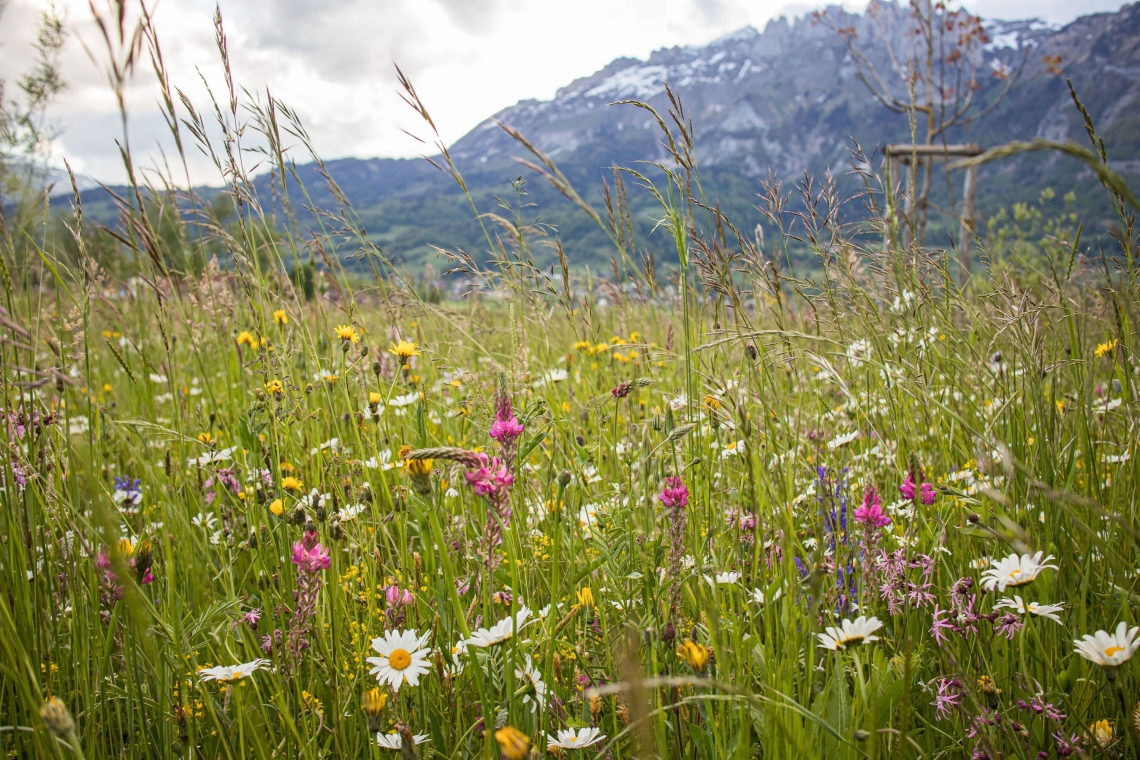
[[704, 395, 722, 410], [368, 391, 382, 405], [264, 379, 284, 396], [576, 586, 595, 608], [406, 458, 433, 477], [1095, 339, 1118, 358], [388, 339, 421, 364], [677, 640, 709, 670], [273, 309, 288, 325], [494, 727, 530, 760], [197, 432, 214, 444], [280, 461, 295, 473], [269, 499, 284, 516], [334, 325, 360, 344], [572, 340, 591, 351], [323, 373, 339, 384], [361, 687, 387, 717], [281, 476, 303, 492], [236, 331, 256, 347]]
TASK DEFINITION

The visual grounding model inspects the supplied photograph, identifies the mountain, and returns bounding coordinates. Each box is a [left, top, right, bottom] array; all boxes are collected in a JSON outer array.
[[68, 1, 1140, 269]]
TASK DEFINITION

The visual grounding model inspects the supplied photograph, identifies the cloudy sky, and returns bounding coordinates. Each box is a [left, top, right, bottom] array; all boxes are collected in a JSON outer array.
[[0, 0, 1127, 185]]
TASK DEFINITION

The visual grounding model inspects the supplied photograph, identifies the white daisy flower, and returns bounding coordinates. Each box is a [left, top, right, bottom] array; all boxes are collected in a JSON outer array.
[[337, 503, 365, 522], [994, 595, 1065, 624], [711, 571, 741, 585], [720, 440, 745, 458], [1074, 622, 1140, 668], [189, 446, 236, 467], [464, 607, 532, 648], [513, 655, 546, 712], [389, 391, 420, 408], [375, 731, 429, 750], [309, 438, 340, 456], [826, 431, 859, 450], [816, 616, 884, 651], [981, 552, 1057, 592], [547, 726, 605, 749], [751, 587, 783, 605], [364, 450, 402, 471], [443, 640, 467, 675], [366, 629, 432, 691], [198, 659, 270, 682]]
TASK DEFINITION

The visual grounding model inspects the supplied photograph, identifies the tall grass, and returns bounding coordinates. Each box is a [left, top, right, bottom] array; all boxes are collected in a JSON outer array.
[[1, 3, 1139, 759]]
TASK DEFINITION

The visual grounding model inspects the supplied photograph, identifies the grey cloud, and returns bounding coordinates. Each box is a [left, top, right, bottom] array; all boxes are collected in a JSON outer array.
[[433, 0, 509, 33]]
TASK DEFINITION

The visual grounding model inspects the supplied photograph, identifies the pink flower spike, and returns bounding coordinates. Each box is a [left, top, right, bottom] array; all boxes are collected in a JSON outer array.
[[659, 476, 689, 509], [489, 416, 524, 442], [854, 486, 891, 528], [899, 472, 917, 500], [291, 531, 331, 573]]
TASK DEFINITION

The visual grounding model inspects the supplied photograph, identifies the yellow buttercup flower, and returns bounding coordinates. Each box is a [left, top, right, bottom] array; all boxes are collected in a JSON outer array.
[[388, 339, 421, 364], [273, 309, 288, 325], [335, 325, 360, 344]]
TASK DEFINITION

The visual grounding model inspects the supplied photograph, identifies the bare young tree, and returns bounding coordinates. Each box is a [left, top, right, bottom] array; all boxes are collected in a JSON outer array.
[[819, 0, 1027, 247], [0, 0, 67, 196]]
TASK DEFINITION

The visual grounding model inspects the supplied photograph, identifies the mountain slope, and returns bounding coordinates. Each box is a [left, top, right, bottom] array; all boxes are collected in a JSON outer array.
[[69, 1, 1140, 269]]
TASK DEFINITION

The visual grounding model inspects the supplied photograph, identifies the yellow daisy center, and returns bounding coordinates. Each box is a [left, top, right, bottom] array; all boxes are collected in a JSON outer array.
[[1104, 646, 1124, 658], [1007, 568, 1022, 578], [568, 737, 578, 744], [388, 648, 412, 670]]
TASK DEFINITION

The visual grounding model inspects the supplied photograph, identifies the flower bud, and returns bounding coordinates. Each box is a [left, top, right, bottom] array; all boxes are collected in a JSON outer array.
[[40, 697, 75, 738]]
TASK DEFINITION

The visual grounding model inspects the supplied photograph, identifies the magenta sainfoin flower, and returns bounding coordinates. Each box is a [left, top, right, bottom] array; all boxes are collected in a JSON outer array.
[[385, 584, 414, 606], [853, 486, 891, 528], [465, 456, 514, 505], [291, 531, 331, 572], [899, 468, 936, 505], [489, 416, 524, 442], [659, 476, 689, 508], [490, 381, 523, 468], [288, 531, 330, 657]]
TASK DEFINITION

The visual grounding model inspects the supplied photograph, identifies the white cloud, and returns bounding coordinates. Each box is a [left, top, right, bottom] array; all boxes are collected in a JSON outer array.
[[0, 0, 1123, 185]]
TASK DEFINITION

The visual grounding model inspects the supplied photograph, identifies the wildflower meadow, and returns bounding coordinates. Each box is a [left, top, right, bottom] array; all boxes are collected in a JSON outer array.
[[3, 5, 1140, 760]]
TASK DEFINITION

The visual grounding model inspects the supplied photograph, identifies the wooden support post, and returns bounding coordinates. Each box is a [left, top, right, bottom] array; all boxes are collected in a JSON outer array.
[[958, 164, 977, 281]]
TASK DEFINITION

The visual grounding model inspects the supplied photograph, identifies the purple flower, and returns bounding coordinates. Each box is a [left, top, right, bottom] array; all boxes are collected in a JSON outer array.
[[853, 486, 891, 528], [930, 677, 962, 720], [659, 476, 689, 509], [291, 531, 331, 573], [243, 609, 262, 628], [994, 612, 1023, 639]]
